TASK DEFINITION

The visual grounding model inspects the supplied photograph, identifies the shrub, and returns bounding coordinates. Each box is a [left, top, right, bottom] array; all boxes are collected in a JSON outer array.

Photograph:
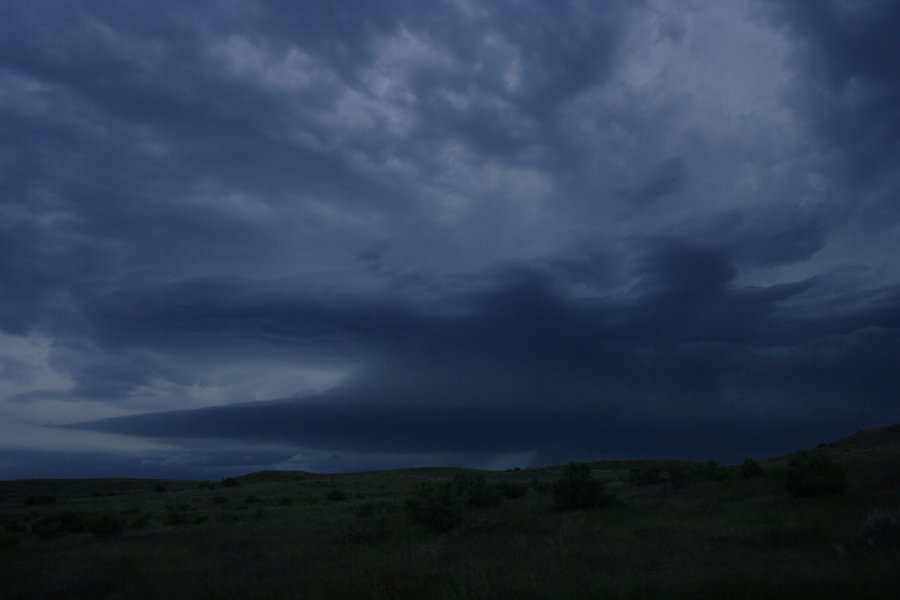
[[629, 469, 664, 486], [131, 512, 152, 529], [406, 481, 465, 532], [497, 481, 528, 499], [32, 512, 88, 539], [220, 477, 240, 488], [24, 494, 56, 506], [530, 477, 551, 494], [451, 472, 501, 508], [153, 484, 167, 493], [784, 452, 847, 497], [163, 508, 191, 526], [861, 508, 900, 546], [326, 488, 347, 501], [741, 457, 763, 478], [89, 513, 126, 537], [348, 515, 388, 544], [668, 465, 690, 489], [700, 460, 731, 482], [4, 518, 26, 533], [552, 463, 609, 511], [355, 500, 399, 517]]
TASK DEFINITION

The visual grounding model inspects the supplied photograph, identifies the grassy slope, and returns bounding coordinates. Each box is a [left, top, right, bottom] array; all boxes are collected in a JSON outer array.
[[1, 427, 899, 599]]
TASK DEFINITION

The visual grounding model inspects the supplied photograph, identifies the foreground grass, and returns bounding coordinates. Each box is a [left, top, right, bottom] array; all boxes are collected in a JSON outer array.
[[1, 433, 900, 598]]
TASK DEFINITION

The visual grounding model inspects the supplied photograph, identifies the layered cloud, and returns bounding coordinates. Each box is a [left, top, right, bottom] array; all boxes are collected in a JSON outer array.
[[1, 0, 898, 477]]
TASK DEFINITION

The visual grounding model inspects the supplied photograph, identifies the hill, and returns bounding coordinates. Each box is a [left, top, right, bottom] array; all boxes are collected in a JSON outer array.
[[1, 426, 899, 599]]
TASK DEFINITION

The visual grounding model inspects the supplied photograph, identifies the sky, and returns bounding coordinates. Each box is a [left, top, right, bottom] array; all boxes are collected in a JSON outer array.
[[1, 0, 899, 479]]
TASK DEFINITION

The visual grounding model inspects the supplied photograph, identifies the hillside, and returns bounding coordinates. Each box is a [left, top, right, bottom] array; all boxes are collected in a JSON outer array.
[[1, 426, 899, 599]]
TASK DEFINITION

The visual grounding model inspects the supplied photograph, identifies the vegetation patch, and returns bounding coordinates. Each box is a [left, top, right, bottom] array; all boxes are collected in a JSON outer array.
[[784, 452, 847, 497], [552, 462, 612, 511]]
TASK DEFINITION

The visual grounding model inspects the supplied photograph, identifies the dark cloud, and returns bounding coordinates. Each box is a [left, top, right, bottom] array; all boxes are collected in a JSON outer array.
[[756, 0, 900, 187], [1, 1, 899, 477]]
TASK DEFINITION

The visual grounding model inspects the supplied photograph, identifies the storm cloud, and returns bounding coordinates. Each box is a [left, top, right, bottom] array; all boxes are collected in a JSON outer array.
[[1, 0, 898, 477]]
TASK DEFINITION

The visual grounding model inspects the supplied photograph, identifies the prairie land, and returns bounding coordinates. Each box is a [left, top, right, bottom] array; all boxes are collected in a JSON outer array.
[[1, 427, 899, 599]]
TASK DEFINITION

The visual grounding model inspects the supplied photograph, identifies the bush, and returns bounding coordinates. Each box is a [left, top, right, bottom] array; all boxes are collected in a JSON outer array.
[[451, 473, 501, 508], [700, 460, 731, 482], [89, 513, 126, 537], [861, 508, 900, 546], [530, 477, 551, 494], [741, 457, 763, 478], [406, 481, 466, 532], [131, 512, 152, 529], [629, 469, 664, 486], [163, 508, 191, 526], [32, 512, 88, 539], [406, 473, 504, 532], [497, 481, 528, 499], [784, 452, 847, 497], [326, 488, 347, 501], [354, 500, 399, 517], [348, 515, 389, 544], [552, 463, 609, 511], [220, 477, 240, 488], [24, 494, 56, 506]]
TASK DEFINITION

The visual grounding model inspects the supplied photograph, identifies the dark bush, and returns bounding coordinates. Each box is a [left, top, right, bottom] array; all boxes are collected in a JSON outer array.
[[153, 484, 167, 493], [452, 472, 501, 508], [89, 513, 126, 537], [406, 481, 466, 532], [530, 477, 551, 494], [131, 512, 152, 529], [406, 473, 504, 532], [220, 477, 241, 488], [629, 469, 665, 486], [741, 457, 763, 478], [497, 481, 528, 499], [212, 495, 227, 505], [784, 452, 847, 497], [32, 512, 88, 539], [700, 460, 731, 481], [355, 500, 399, 517], [668, 466, 690, 489], [4, 518, 26, 533], [163, 508, 191, 526], [348, 515, 388, 544], [245, 495, 264, 504], [326, 488, 347, 501], [25, 494, 56, 506], [552, 463, 609, 511], [861, 508, 900, 546]]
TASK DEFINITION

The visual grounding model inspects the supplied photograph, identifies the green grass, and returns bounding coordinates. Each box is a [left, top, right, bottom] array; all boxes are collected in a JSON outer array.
[[2, 427, 900, 598]]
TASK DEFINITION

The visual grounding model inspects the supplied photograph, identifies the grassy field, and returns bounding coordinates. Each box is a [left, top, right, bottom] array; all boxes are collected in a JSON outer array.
[[1, 427, 899, 599]]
